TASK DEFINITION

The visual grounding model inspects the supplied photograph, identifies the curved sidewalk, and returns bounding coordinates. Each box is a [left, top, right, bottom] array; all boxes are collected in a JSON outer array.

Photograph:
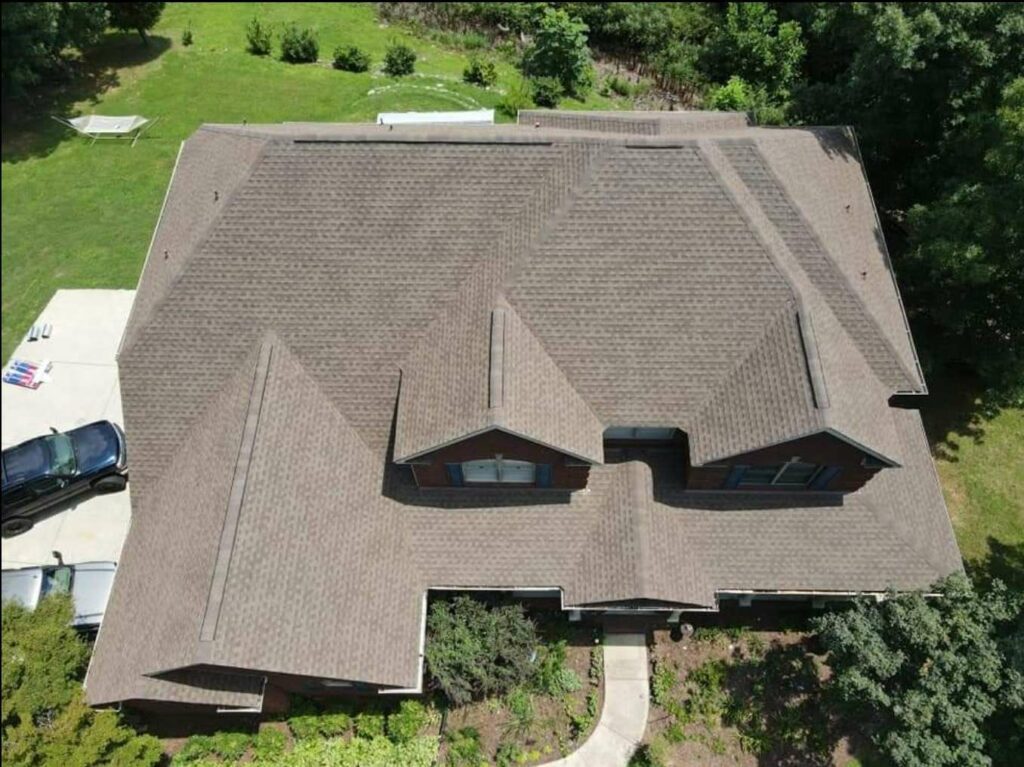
[[546, 632, 649, 766]]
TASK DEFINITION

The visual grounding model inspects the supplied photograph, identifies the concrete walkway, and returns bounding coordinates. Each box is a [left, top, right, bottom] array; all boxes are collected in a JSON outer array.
[[545, 632, 649, 767]]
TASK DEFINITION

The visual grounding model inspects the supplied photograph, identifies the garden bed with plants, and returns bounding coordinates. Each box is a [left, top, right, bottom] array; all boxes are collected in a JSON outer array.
[[438, 617, 604, 766], [636, 625, 864, 767]]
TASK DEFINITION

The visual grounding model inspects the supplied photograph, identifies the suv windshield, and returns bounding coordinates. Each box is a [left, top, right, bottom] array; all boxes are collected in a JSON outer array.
[[44, 434, 76, 476]]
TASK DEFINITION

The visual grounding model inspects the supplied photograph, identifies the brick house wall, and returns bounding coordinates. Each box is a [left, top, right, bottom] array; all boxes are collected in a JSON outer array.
[[687, 432, 883, 492], [409, 429, 591, 489]]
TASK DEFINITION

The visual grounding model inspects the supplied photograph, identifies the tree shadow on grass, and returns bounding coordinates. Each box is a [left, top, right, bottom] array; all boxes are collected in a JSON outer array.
[[965, 537, 1024, 592], [1, 33, 171, 164], [915, 364, 1005, 463]]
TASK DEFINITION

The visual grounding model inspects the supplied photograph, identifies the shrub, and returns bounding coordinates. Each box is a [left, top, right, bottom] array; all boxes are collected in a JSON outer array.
[[495, 740, 524, 767], [529, 76, 563, 108], [245, 17, 271, 56], [606, 74, 632, 98], [462, 57, 497, 87], [498, 78, 533, 118], [425, 596, 538, 706], [651, 660, 678, 707], [280, 24, 318, 64], [332, 44, 371, 72], [181, 22, 193, 47], [318, 709, 352, 736], [503, 687, 535, 738], [387, 699, 429, 744], [383, 41, 417, 76], [355, 710, 386, 739], [251, 727, 287, 762], [207, 731, 252, 761], [535, 640, 581, 696], [589, 643, 603, 686], [173, 735, 214, 764], [444, 726, 484, 767]]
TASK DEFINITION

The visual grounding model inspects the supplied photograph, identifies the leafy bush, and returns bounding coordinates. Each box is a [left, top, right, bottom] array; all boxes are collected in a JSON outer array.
[[208, 731, 252, 761], [173, 735, 215, 764], [251, 726, 287, 762], [281, 735, 438, 767], [651, 660, 678, 707], [387, 699, 429, 744], [462, 57, 497, 87], [495, 740, 524, 767], [280, 24, 318, 64], [245, 17, 272, 56], [604, 74, 633, 98], [444, 726, 484, 767], [181, 22, 193, 47], [521, 8, 593, 97], [383, 42, 417, 76], [529, 76, 563, 108], [2, 596, 162, 767], [285, 696, 351, 741], [425, 596, 538, 706], [354, 710, 386, 739], [565, 689, 598, 740], [503, 687, 535, 738], [589, 643, 603, 686], [333, 45, 371, 72], [705, 75, 754, 112], [535, 640, 581, 696], [498, 78, 533, 118]]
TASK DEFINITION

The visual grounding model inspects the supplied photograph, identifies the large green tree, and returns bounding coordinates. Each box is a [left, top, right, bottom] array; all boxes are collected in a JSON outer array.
[[521, 7, 594, 97], [1, 596, 162, 767], [813, 575, 1023, 767], [424, 596, 538, 706], [787, 3, 1024, 396], [106, 2, 165, 46], [0, 2, 107, 100]]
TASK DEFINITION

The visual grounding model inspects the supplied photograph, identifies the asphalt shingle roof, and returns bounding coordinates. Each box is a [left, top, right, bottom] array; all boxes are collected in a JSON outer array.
[[86, 113, 957, 709]]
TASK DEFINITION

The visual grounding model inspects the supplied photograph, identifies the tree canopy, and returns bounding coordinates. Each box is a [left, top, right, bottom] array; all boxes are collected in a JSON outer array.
[[0, 2, 107, 100], [812, 575, 1023, 767], [2, 595, 162, 766], [106, 2, 165, 46], [521, 7, 594, 97]]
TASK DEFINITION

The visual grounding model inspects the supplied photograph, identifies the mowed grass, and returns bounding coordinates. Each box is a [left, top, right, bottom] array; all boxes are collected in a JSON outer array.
[[928, 404, 1024, 577], [1, 2, 620, 362]]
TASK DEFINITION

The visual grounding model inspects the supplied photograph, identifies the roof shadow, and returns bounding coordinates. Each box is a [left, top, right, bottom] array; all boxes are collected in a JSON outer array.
[[1, 33, 171, 164]]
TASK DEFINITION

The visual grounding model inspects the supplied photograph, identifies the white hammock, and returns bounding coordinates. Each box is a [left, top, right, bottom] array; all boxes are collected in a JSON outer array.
[[52, 115, 157, 146]]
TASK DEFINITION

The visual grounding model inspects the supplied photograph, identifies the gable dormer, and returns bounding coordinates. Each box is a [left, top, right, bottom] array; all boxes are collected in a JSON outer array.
[[394, 296, 603, 489]]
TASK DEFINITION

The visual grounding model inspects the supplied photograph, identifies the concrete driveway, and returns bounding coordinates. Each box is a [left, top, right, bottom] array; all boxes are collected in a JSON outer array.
[[2, 290, 135, 569]]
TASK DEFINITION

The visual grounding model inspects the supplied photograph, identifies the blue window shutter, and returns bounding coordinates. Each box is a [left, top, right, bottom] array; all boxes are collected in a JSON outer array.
[[724, 465, 748, 489], [811, 466, 841, 490], [445, 463, 464, 487], [537, 464, 553, 488]]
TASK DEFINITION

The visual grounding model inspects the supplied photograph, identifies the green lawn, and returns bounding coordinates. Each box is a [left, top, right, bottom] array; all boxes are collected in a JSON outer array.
[[926, 400, 1024, 585], [1, 1, 620, 363]]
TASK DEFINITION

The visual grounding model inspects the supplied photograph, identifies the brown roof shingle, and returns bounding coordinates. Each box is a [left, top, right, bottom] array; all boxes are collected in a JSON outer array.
[[86, 113, 958, 708]]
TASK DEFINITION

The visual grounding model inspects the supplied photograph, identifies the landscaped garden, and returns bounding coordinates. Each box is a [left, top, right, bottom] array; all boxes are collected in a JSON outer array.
[[632, 574, 1023, 767]]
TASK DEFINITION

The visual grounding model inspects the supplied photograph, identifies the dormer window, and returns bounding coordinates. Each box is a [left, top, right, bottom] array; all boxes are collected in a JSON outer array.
[[735, 459, 822, 487], [462, 456, 536, 484]]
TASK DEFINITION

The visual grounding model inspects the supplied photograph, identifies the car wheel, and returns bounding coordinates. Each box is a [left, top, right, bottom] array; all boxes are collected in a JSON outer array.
[[92, 475, 127, 494], [1, 516, 34, 537]]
